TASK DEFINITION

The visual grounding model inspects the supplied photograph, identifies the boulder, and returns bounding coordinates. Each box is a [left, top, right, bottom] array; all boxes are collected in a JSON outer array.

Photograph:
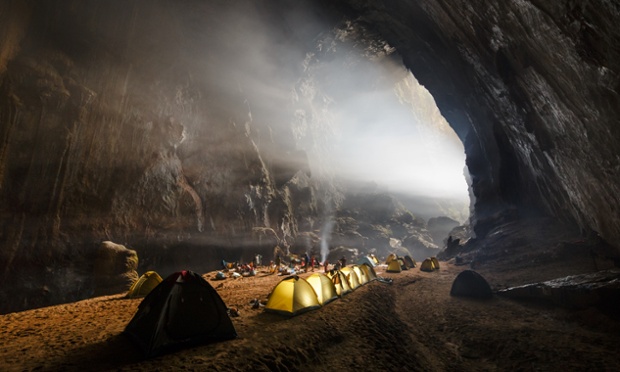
[[93, 241, 139, 296]]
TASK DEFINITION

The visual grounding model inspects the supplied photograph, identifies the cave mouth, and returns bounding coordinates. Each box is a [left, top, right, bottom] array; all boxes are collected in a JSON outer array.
[[288, 19, 471, 223]]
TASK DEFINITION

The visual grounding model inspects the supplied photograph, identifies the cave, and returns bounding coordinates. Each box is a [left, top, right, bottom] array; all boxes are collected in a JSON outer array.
[[1, 0, 620, 368]]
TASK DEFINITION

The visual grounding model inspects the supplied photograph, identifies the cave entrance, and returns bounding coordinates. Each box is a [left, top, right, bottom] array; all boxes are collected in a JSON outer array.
[[292, 21, 471, 223]]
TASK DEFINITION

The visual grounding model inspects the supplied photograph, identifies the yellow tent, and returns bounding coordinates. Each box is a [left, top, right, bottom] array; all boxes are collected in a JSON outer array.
[[359, 264, 377, 282], [430, 257, 440, 270], [370, 254, 380, 265], [420, 258, 436, 272], [403, 255, 416, 268], [340, 266, 361, 290], [327, 270, 353, 296], [126, 271, 163, 298], [306, 273, 338, 305], [352, 265, 368, 285], [385, 253, 398, 264], [265, 276, 321, 316], [386, 259, 402, 273]]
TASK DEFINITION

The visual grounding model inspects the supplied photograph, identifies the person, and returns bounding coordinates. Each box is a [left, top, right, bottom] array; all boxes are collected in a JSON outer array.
[[333, 260, 341, 271], [323, 259, 329, 273], [275, 254, 281, 268], [255, 254, 262, 267], [340, 256, 346, 267], [310, 256, 316, 272]]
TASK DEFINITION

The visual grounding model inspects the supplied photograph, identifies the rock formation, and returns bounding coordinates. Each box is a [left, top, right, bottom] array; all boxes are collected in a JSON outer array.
[[1, 0, 619, 312], [92, 241, 138, 296]]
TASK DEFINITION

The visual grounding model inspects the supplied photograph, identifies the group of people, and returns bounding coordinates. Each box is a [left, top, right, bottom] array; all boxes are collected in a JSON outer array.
[[221, 252, 352, 277], [272, 253, 348, 275], [220, 259, 258, 277]]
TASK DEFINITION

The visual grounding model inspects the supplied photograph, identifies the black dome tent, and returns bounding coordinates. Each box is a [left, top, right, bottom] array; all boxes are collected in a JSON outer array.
[[124, 270, 237, 358]]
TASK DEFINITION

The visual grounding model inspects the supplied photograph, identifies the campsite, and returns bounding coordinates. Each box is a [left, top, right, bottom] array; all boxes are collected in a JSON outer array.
[[1, 254, 619, 371]]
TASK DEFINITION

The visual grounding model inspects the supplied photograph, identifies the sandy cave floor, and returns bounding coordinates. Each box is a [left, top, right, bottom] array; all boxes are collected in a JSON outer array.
[[1, 260, 619, 372]]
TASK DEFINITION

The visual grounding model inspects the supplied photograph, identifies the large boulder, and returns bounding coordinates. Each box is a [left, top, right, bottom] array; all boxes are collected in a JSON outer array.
[[93, 241, 139, 296]]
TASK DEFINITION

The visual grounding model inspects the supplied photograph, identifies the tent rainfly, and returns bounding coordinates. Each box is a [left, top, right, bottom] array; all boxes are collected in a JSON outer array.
[[386, 259, 402, 273], [327, 269, 353, 296], [126, 271, 163, 298], [305, 273, 339, 305], [265, 275, 321, 316], [420, 258, 436, 272], [124, 270, 237, 358], [340, 266, 361, 290]]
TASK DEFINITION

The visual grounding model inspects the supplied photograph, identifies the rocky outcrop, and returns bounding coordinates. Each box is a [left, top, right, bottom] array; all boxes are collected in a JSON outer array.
[[427, 216, 460, 247], [92, 241, 138, 296], [497, 270, 620, 312]]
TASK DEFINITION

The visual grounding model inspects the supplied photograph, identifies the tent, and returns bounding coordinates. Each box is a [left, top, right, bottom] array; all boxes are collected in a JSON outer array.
[[450, 270, 493, 299], [265, 275, 321, 316], [420, 258, 436, 272], [369, 254, 380, 265], [385, 253, 398, 264], [357, 255, 376, 267], [305, 273, 338, 305], [340, 266, 361, 290], [403, 255, 416, 269], [352, 265, 367, 285], [430, 257, 440, 270], [327, 269, 353, 296], [398, 258, 408, 270], [359, 264, 378, 282], [126, 271, 163, 298], [124, 270, 237, 358], [386, 259, 402, 273]]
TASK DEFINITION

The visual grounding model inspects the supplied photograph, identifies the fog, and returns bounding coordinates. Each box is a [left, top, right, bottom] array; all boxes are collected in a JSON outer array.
[[329, 69, 468, 200], [189, 3, 471, 206], [72, 1, 470, 209]]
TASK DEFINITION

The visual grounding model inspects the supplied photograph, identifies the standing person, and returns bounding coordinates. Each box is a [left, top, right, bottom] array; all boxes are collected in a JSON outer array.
[[334, 260, 341, 271], [275, 254, 281, 268], [323, 259, 329, 273], [340, 256, 347, 268], [310, 256, 316, 271]]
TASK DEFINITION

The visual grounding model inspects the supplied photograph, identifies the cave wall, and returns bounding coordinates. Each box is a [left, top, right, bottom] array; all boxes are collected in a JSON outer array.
[[0, 0, 330, 312], [330, 0, 620, 243], [1, 0, 619, 312]]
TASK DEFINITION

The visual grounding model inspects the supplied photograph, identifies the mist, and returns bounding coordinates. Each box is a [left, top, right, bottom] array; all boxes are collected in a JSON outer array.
[[25, 1, 470, 221], [183, 3, 470, 212]]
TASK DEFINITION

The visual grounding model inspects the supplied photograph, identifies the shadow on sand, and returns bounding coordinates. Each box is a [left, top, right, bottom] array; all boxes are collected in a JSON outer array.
[[47, 333, 144, 371]]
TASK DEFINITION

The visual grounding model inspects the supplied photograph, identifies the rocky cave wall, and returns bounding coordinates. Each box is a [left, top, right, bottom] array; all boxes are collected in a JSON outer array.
[[0, 0, 332, 312], [1, 0, 619, 312], [330, 0, 620, 243]]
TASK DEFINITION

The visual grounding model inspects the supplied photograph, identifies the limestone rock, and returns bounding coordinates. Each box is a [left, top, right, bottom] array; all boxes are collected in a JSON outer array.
[[93, 241, 139, 296], [497, 270, 620, 311]]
